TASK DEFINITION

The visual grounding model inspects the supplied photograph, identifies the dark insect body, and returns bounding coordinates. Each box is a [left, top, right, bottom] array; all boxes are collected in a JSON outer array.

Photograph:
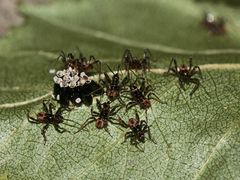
[[53, 50, 104, 107], [122, 49, 151, 73], [58, 51, 101, 74], [100, 66, 129, 103], [58, 52, 78, 70], [167, 58, 202, 96], [75, 99, 122, 135], [78, 53, 101, 73], [118, 112, 156, 151], [202, 12, 226, 35], [126, 78, 161, 112], [53, 80, 104, 107], [27, 101, 79, 144]]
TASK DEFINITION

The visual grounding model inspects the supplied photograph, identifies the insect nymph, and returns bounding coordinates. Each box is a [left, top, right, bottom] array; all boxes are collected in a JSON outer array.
[[167, 58, 202, 96], [58, 51, 101, 73], [75, 99, 122, 135], [202, 12, 226, 35], [118, 112, 156, 151], [125, 77, 161, 112], [100, 66, 129, 103], [27, 101, 79, 144], [122, 49, 151, 73]]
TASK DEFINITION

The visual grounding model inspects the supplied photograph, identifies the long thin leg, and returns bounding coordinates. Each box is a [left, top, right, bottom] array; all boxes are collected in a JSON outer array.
[[147, 57, 151, 72], [99, 78, 107, 87], [97, 61, 102, 79], [54, 124, 69, 133], [64, 118, 81, 125], [178, 80, 186, 91], [104, 127, 112, 137], [189, 78, 200, 97], [108, 118, 127, 129], [135, 111, 140, 121], [27, 113, 40, 124], [110, 104, 122, 114], [96, 99, 102, 111], [103, 72, 112, 84], [167, 58, 178, 74], [122, 49, 133, 74], [130, 138, 137, 145], [61, 121, 80, 129], [144, 125, 157, 144], [92, 111, 99, 116], [140, 79, 146, 92], [41, 124, 49, 145], [106, 64, 116, 75], [148, 92, 166, 104], [122, 49, 132, 62], [144, 85, 154, 96], [63, 119, 88, 132], [143, 48, 151, 72], [122, 132, 133, 143], [144, 110, 148, 122], [120, 75, 130, 87], [189, 58, 193, 70], [90, 58, 101, 68], [42, 101, 49, 113], [130, 138, 144, 152], [135, 144, 144, 152], [81, 118, 96, 128], [122, 49, 129, 70], [75, 118, 95, 133], [191, 66, 202, 78], [117, 96, 126, 105], [115, 116, 128, 127], [174, 85, 185, 102], [28, 118, 41, 124], [49, 103, 56, 115], [55, 106, 65, 116], [58, 51, 66, 63], [147, 92, 159, 100], [126, 102, 138, 112]]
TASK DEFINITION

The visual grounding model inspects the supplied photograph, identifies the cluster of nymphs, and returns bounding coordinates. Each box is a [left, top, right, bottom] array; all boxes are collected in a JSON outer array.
[[27, 49, 202, 151]]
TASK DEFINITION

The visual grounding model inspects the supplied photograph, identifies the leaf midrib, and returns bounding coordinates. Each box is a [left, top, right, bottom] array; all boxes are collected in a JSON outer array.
[[1, 64, 240, 109]]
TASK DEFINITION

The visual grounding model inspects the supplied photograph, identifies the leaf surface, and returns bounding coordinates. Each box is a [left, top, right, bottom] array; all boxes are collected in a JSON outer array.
[[0, 0, 240, 179]]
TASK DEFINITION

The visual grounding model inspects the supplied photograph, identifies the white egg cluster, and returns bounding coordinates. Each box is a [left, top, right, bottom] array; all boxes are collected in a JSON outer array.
[[53, 67, 91, 88]]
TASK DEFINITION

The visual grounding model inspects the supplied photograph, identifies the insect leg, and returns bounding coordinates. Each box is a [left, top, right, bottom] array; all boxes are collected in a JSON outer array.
[[189, 78, 200, 97], [41, 124, 49, 145]]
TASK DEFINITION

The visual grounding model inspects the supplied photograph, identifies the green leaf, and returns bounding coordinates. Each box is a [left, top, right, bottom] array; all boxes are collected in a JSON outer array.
[[0, 0, 240, 179]]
